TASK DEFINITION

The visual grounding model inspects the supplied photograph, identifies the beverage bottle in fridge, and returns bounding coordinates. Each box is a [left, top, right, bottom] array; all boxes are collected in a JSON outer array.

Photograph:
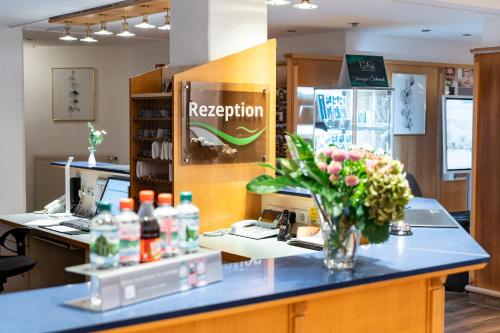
[[154, 193, 179, 257], [116, 198, 140, 266], [90, 201, 119, 270], [177, 192, 199, 254], [138, 190, 162, 262]]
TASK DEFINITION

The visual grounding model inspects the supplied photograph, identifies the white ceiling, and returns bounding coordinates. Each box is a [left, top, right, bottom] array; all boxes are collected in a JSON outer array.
[[0, 0, 498, 45]]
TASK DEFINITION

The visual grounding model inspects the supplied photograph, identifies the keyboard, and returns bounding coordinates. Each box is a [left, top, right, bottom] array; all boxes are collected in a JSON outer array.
[[60, 218, 90, 232]]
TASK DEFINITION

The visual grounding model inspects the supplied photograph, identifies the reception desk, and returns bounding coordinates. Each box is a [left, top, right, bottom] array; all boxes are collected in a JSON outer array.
[[0, 199, 488, 332]]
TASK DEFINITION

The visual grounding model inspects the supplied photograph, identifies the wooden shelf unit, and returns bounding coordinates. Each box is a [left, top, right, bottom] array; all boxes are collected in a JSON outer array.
[[130, 67, 173, 204]]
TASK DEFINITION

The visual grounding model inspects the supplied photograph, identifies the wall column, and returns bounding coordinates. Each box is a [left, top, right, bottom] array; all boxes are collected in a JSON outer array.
[[169, 0, 267, 66], [0, 27, 26, 213]]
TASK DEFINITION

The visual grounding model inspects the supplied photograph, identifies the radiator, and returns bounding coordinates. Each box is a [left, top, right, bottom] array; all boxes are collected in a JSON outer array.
[[34, 155, 116, 211]]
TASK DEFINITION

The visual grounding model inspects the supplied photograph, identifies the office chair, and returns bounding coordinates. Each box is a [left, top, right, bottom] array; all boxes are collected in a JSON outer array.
[[0, 228, 36, 292], [405, 173, 422, 197]]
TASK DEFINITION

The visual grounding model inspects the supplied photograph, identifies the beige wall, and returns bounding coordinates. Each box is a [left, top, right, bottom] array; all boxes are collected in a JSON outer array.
[[23, 41, 169, 211], [0, 27, 26, 214]]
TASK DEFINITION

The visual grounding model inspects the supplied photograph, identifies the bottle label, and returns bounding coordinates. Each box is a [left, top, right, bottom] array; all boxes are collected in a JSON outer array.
[[178, 213, 199, 253], [119, 224, 140, 264], [158, 216, 179, 256], [140, 238, 162, 262], [90, 227, 119, 269]]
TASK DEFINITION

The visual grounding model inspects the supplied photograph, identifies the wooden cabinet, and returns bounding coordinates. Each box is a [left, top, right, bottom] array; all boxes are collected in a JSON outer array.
[[470, 48, 500, 294], [130, 68, 173, 205]]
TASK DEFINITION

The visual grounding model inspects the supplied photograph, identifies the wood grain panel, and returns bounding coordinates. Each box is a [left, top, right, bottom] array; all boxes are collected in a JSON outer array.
[[172, 41, 276, 232], [101, 267, 486, 333], [386, 64, 440, 198], [471, 51, 500, 292]]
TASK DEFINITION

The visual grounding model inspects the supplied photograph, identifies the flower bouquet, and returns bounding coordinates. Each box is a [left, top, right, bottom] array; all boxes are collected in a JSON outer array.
[[87, 122, 107, 167], [247, 134, 412, 270]]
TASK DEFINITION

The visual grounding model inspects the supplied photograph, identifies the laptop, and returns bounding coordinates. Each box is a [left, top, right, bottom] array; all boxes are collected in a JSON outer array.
[[42, 177, 130, 234]]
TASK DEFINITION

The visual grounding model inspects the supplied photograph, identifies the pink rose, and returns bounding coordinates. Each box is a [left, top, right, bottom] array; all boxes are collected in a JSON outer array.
[[325, 146, 336, 157], [327, 161, 342, 175], [347, 150, 362, 162], [332, 149, 347, 162], [329, 174, 338, 183], [317, 161, 327, 171], [345, 175, 359, 187]]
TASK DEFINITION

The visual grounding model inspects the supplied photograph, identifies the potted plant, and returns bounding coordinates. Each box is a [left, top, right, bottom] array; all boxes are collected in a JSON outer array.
[[87, 122, 107, 167], [247, 134, 412, 270]]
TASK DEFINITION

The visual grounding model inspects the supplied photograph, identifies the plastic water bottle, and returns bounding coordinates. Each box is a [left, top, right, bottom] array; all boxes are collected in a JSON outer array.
[[116, 198, 140, 266], [154, 193, 179, 257], [138, 190, 162, 262], [90, 201, 119, 270], [177, 192, 199, 254]]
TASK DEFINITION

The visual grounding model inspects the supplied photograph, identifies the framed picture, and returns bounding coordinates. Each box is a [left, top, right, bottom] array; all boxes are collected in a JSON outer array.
[[52, 67, 95, 121], [392, 73, 427, 135]]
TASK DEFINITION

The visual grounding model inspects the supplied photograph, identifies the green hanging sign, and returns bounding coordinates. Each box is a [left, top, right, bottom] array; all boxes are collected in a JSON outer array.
[[339, 54, 389, 88]]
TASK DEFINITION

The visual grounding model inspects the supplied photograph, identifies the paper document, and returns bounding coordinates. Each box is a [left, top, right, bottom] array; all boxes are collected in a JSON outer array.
[[26, 219, 59, 227]]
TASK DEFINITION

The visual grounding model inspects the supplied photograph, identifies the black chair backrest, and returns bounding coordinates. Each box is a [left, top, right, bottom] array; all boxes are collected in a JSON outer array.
[[406, 173, 422, 197], [0, 228, 30, 255]]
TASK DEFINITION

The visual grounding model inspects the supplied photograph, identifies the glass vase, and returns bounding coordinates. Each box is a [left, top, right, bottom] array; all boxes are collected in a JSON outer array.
[[314, 195, 361, 270], [88, 148, 97, 167]]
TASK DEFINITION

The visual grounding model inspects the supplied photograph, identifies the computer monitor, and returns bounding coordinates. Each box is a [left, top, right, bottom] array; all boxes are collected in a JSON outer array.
[[442, 96, 473, 174], [99, 177, 130, 215]]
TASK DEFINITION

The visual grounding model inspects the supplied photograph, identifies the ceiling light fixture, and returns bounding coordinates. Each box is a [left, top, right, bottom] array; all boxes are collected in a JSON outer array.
[[117, 17, 135, 37], [135, 11, 156, 29], [80, 24, 98, 43], [293, 0, 318, 9], [59, 21, 77, 41], [94, 22, 113, 35], [158, 9, 171, 30], [266, 0, 291, 5]]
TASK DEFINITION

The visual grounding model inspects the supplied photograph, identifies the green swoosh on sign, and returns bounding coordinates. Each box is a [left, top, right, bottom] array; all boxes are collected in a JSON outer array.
[[236, 126, 258, 134], [190, 121, 266, 146]]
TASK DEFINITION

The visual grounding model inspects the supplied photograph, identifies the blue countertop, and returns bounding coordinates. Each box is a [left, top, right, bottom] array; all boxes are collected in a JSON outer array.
[[0, 199, 489, 333], [50, 161, 130, 175]]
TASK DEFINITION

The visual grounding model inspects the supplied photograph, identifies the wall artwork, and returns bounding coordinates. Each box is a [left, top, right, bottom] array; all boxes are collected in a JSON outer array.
[[52, 67, 95, 121], [392, 73, 427, 135]]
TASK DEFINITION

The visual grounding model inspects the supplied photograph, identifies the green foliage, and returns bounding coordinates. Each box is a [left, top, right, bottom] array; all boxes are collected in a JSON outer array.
[[88, 122, 107, 151], [246, 133, 412, 245]]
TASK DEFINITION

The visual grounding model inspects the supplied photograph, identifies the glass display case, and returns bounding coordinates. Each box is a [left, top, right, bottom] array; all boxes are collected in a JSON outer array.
[[313, 88, 394, 155]]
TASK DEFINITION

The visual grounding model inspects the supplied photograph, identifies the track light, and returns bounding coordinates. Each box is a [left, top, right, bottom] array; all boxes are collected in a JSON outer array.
[[80, 25, 98, 43], [266, 0, 291, 5], [59, 22, 77, 41], [293, 0, 318, 9], [117, 17, 135, 37], [94, 22, 113, 35], [135, 13, 156, 29], [158, 10, 171, 30]]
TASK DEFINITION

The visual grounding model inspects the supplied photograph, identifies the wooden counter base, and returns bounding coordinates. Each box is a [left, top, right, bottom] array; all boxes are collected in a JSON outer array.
[[104, 263, 485, 333]]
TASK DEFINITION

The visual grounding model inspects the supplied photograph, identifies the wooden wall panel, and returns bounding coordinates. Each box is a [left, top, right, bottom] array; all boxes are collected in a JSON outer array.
[[381, 64, 441, 198], [172, 41, 276, 232], [471, 51, 500, 292], [284, 54, 470, 210]]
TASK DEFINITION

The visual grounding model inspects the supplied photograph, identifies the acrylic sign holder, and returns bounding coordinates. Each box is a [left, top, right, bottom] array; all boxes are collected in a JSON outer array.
[[65, 249, 222, 312]]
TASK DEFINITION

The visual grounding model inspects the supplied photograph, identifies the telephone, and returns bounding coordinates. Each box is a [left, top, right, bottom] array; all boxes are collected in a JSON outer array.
[[230, 220, 258, 233], [37, 195, 65, 214]]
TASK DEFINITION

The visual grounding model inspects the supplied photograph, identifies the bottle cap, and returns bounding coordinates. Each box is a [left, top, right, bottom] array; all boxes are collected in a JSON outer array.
[[180, 192, 192, 202], [98, 201, 112, 212], [158, 193, 173, 205], [139, 190, 155, 203], [120, 198, 134, 210]]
